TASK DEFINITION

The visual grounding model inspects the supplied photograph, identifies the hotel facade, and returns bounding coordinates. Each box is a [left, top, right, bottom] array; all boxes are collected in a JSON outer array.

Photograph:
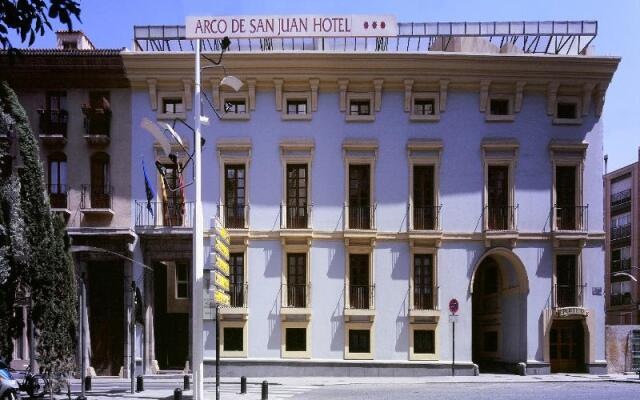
[[4, 19, 619, 376]]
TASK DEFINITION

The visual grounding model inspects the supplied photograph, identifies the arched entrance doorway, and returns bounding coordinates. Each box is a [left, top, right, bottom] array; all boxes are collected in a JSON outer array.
[[471, 248, 528, 373]]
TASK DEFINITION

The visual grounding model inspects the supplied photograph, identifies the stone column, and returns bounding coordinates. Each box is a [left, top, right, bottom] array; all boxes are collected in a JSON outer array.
[[123, 260, 133, 379]]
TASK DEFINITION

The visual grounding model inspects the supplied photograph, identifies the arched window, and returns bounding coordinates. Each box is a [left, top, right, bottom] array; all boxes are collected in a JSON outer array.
[[48, 152, 67, 208], [90, 152, 110, 208]]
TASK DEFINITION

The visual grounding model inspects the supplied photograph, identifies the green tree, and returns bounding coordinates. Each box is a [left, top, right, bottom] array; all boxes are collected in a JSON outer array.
[[0, 81, 78, 376], [0, 0, 81, 49]]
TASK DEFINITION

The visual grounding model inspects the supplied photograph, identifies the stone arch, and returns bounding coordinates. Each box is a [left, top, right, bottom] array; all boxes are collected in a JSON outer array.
[[469, 247, 529, 295]]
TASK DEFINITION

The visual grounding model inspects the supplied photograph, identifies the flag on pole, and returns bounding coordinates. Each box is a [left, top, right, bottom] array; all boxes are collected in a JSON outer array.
[[142, 160, 156, 217]]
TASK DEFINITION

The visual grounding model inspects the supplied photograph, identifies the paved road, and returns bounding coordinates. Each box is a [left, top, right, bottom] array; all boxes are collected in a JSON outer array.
[[298, 382, 639, 400]]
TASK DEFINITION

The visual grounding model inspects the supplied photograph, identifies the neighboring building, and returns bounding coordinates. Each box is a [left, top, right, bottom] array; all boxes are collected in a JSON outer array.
[[605, 151, 640, 325], [124, 19, 619, 376], [0, 32, 134, 376]]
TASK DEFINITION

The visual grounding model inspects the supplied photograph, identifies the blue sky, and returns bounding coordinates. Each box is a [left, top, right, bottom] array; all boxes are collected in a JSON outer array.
[[14, 0, 640, 170]]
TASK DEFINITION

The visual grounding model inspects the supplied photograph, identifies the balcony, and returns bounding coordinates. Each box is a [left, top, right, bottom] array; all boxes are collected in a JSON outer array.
[[38, 109, 67, 145], [281, 283, 311, 318], [280, 204, 311, 230], [611, 224, 632, 242], [411, 205, 442, 231], [610, 292, 633, 307], [80, 184, 113, 216], [554, 284, 585, 309], [553, 204, 588, 231], [219, 283, 248, 319], [484, 205, 518, 231], [345, 204, 376, 230], [345, 284, 375, 321], [611, 189, 631, 214], [611, 258, 632, 273], [222, 204, 248, 229], [48, 184, 70, 218], [82, 106, 111, 145], [135, 200, 194, 229], [409, 285, 440, 321]]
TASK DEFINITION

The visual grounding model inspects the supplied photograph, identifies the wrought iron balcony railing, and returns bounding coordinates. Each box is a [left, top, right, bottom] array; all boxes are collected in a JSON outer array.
[[411, 285, 439, 310], [345, 204, 376, 230], [135, 200, 194, 228], [484, 205, 518, 231], [48, 184, 68, 209], [554, 283, 585, 308], [282, 283, 310, 308], [82, 107, 111, 137], [38, 109, 68, 137], [610, 292, 633, 306], [553, 204, 588, 231], [281, 204, 311, 229], [611, 258, 632, 273], [229, 283, 248, 308], [611, 224, 632, 241], [411, 205, 442, 231], [346, 284, 375, 310], [611, 189, 631, 213], [222, 204, 248, 229], [80, 184, 112, 210]]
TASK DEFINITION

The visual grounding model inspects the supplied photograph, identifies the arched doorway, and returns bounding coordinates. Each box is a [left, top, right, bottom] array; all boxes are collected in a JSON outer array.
[[471, 248, 528, 373]]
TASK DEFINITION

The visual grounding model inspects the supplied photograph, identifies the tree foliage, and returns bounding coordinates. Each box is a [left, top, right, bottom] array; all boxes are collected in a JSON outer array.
[[0, 0, 81, 49], [0, 81, 78, 375]]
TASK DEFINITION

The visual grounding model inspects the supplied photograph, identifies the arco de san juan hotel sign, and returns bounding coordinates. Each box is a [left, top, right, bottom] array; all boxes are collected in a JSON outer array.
[[186, 15, 399, 38]]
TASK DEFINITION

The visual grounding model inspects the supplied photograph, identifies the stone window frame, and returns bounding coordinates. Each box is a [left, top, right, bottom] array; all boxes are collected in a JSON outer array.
[[552, 249, 583, 308], [343, 139, 378, 231], [549, 141, 587, 232], [217, 138, 252, 229], [280, 139, 314, 230], [553, 95, 583, 125], [344, 321, 374, 360], [481, 139, 519, 232], [346, 92, 376, 122], [281, 242, 312, 312], [281, 92, 312, 121], [219, 319, 248, 358], [409, 247, 439, 313], [407, 139, 443, 231], [220, 91, 251, 121], [409, 323, 439, 361], [410, 92, 441, 122], [485, 94, 516, 122], [157, 91, 187, 120], [281, 320, 312, 359]]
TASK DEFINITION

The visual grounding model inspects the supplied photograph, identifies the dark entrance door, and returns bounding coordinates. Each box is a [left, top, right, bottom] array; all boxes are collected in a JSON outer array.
[[153, 262, 189, 370], [550, 319, 585, 372], [472, 257, 502, 372], [88, 261, 124, 376]]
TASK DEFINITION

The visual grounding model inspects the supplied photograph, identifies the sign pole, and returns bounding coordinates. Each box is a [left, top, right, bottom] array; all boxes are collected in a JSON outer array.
[[216, 304, 220, 400], [452, 318, 455, 376], [192, 38, 204, 400], [448, 298, 459, 377]]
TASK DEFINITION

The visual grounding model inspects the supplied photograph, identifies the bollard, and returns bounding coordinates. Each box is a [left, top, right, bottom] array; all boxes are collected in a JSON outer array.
[[84, 376, 92, 391], [240, 376, 247, 394], [136, 375, 144, 392], [174, 388, 183, 400], [67, 382, 71, 400], [261, 380, 268, 400], [183, 375, 190, 391]]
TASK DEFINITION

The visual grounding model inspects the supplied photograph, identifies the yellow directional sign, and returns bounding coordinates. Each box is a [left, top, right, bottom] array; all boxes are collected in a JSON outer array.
[[214, 289, 230, 306], [214, 271, 230, 291], [214, 237, 230, 261], [215, 255, 230, 276], [214, 219, 230, 245]]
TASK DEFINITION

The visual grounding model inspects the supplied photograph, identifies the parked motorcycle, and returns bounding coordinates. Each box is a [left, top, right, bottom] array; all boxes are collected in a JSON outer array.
[[0, 360, 20, 400]]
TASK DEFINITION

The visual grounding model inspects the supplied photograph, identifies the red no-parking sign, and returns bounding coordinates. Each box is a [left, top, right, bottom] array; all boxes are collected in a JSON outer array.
[[449, 298, 459, 315]]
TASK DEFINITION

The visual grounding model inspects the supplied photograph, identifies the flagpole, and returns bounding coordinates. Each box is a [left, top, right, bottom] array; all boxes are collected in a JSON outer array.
[[192, 38, 204, 400]]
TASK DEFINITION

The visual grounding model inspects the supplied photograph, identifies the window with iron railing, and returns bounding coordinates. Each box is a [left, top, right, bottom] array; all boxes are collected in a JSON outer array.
[[161, 163, 185, 227], [229, 253, 247, 307], [413, 165, 438, 230], [82, 91, 111, 136], [285, 164, 309, 229], [413, 254, 436, 310], [486, 165, 515, 231], [348, 254, 374, 309], [555, 255, 582, 308], [610, 280, 633, 306], [285, 253, 308, 308], [224, 164, 246, 228], [611, 247, 631, 273], [48, 153, 67, 209], [611, 189, 631, 209], [554, 165, 587, 230], [348, 164, 372, 229]]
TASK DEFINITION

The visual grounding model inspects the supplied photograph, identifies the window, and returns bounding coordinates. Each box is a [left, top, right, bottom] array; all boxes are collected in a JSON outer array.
[[349, 100, 370, 116], [47, 91, 67, 111], [286, 99, 307, 115], [161, 162, 185, 226], [89, 91, 110, 111], [413, 165, 436, 230], [414, 99, 435, 116], [611, 213, 631, 228], [349, 254, 371, 309], [48, 153, 67, 209], [281, 92, 312, 120], [555, 166, 577, 230], [486, 96, 515, 121], [487, 165, 510, 230], [489, 98, 510, 115], [223, 327, 243, 351], [229, 253, 245, 307], [348, 164, 372, 229], [553, 96, 582, 124], [175, 262, 189, 299], [557, 102, 577, 119], [162, 98, 184, 115], [225, 99, 247, 114], [611, 213, 632, 241], [224, 164, 246, 228], [62, 40, 77, 50], [89, 152, 111, 209], [413, 254, 434, 310], [84, 92, 111, 137], [556, 255, 577, 307], [285, 328, 307, 352], [413, 330, 435, 354], [286, 253, 307, 308], [285, 164, 308, 229], [348, 329, 370, 353]]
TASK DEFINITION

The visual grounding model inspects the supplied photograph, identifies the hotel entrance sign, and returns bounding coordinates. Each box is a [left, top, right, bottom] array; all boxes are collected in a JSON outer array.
[[186, 15, 398, 39]]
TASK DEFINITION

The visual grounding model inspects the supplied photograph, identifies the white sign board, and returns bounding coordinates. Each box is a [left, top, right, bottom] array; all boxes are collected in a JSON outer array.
[[449, 315, 459, 323], [186, 15, 398, 39]]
